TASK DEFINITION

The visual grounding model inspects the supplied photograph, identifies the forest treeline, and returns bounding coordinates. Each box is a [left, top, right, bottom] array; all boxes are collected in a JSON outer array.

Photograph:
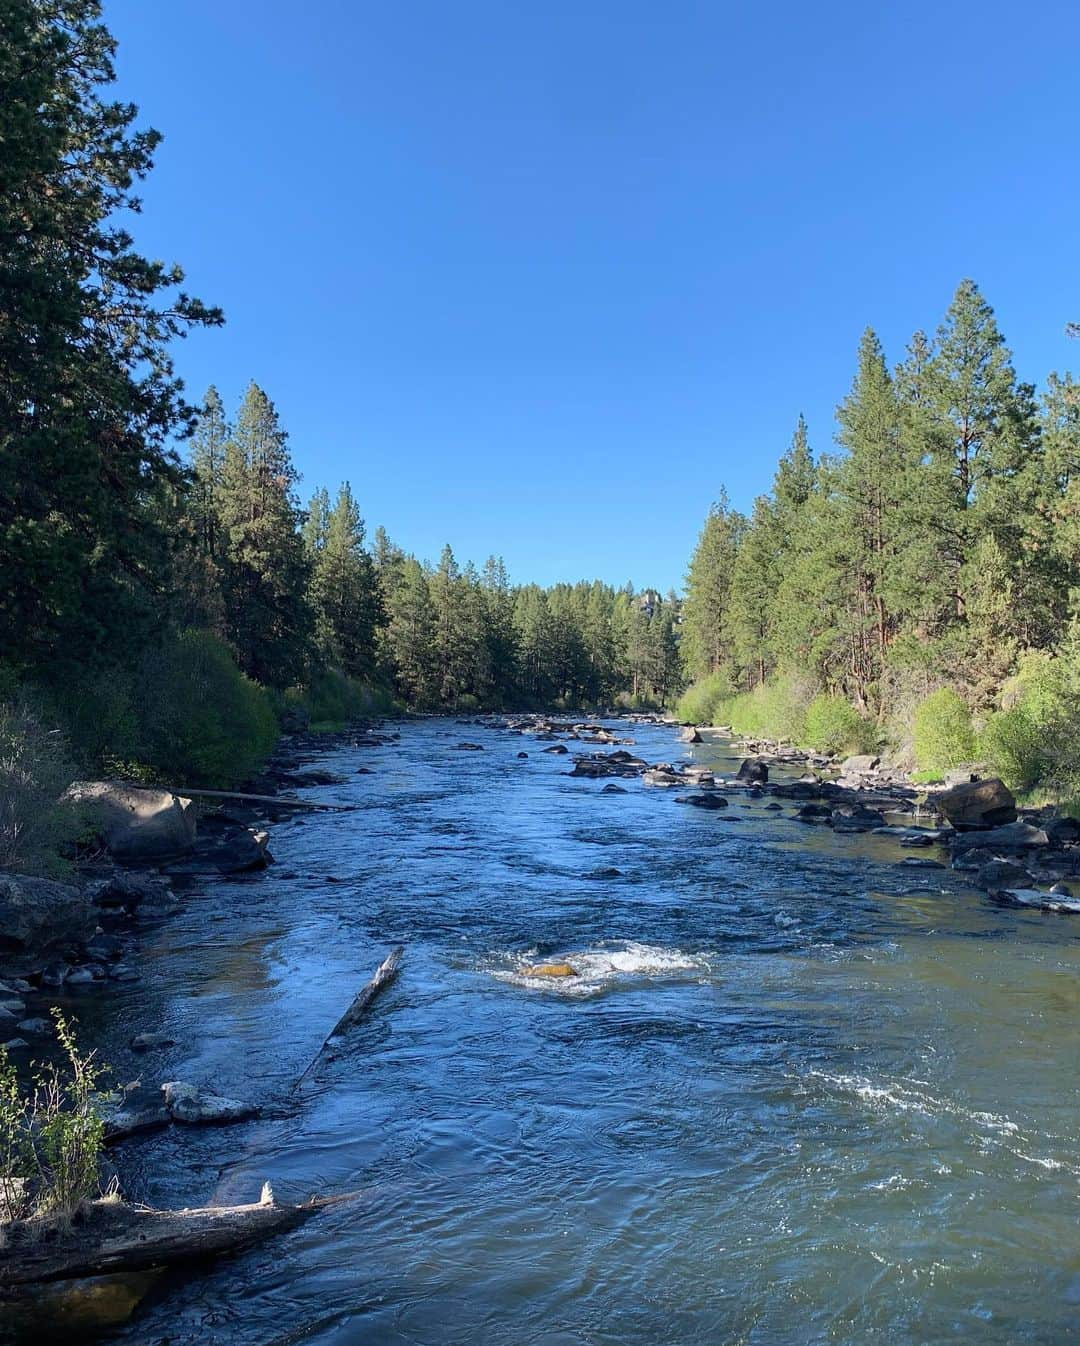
[[0, 0, 673, 872], [677, 281, 1080, 800]]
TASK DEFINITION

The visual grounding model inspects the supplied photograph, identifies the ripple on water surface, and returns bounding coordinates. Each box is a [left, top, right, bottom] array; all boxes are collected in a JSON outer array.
[[9, 718, 1080, 1346]]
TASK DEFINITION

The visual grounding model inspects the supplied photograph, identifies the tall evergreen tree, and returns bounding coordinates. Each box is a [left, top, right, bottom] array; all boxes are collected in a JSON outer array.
[[305, 483, 382, 680], [680, 491, 746, 683], [0, 0, 221, 677], [217, 383, 311, 685]]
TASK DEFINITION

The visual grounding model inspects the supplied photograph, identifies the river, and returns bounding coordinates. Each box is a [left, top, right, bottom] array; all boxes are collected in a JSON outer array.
[[9, 718, 1080, 1344]]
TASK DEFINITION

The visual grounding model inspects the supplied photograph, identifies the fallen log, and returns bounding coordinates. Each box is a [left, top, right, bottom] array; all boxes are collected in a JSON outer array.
[[0, 1184, 354, 1288], [292, 946, 403, 1091], [118, 784, 356, 812]]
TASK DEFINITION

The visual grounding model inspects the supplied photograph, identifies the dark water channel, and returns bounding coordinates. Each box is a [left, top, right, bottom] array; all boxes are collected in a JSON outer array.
[[7, 719, 1080, 1344]]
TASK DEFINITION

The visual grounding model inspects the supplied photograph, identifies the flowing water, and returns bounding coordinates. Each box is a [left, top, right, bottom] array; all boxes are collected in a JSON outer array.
[[8, 719, 1080, 1344]]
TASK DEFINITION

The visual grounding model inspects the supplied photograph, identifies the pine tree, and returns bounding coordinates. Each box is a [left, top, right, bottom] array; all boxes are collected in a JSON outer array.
[[385, 558, 439, 706], [680, 491, 746, 683], [217, 383, 311, 686], [305, 483, 382, 680], [0, 0, 221, 677]]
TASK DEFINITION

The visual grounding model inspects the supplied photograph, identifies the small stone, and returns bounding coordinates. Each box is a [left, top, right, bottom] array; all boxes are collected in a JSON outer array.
[[521, 963, 578, 978], [65, 966, 95, 985], [517, 751, 529, 758], [39, 963, 70, 987], [108, 964, 140, 981]]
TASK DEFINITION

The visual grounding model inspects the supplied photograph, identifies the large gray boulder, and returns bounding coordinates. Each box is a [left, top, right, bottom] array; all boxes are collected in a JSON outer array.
[[65, 782, 196, 860], [951, 821, 1049, 852], [936, 778, 1017, 831], [0, 875, 96, 972], [161, 1081, 258, 1125]]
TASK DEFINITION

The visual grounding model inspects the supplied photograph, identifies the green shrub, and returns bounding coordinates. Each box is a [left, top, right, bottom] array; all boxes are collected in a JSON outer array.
[[979, 706, 1046, 792], [135, 631, 278, 787], [0, 696, 83, 876], [291, 669, 398, 729], [0, 1011, 106, 1223], [674, 672, 732, 725], [912, 688, 975, 774], [803, 695, 875, 755]]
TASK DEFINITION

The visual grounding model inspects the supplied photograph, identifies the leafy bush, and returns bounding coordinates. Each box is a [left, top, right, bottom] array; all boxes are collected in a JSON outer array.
[[134, 631, 278, 787], [289, 669, 398, 731], [802, 695, 875, 755], [912, 688, 975, 775], [674, 672, 732, 725], [0, 1012, 106, 1224], [979, 706, 1046, 792], [0, 697, 83, 875]]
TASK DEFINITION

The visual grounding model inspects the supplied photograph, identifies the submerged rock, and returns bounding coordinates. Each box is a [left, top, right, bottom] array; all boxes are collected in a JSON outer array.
[[161, 1081, 259, 1125], [676, 793, 729, 809], [520, 963, 578, 979], [951, 822, 1049, 852], [131, 1032, 177, 1051]]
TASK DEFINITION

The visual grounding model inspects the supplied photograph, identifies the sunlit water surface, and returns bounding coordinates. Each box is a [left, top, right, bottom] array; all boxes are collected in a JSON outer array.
[[7, 720, 1080, 1344]]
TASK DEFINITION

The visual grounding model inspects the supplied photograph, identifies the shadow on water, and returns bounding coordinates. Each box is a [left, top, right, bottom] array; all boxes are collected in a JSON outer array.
[[5, 719, 1080, 1345]]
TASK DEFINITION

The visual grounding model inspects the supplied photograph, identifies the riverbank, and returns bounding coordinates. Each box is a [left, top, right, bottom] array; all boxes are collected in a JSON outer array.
[[2, 714, 1079, 1343]]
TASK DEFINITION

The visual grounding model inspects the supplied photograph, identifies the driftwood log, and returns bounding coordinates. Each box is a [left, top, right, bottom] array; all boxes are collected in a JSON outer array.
[[121, 784, 356, 812], [0, 1184, 352, 1288], [291, 946, 404, 1091]]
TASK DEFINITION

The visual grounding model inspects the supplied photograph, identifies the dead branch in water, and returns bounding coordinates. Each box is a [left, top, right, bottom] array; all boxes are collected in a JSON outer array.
[[0, 1184, 357, 1288], [291, 946, 404, 1092]]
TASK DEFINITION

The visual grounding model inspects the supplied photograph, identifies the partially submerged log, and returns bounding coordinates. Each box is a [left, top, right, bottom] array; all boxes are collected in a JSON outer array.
[[119, 784, 356, 812], [0, 1184, 353, 1288], [292, 946, 403, 1091]]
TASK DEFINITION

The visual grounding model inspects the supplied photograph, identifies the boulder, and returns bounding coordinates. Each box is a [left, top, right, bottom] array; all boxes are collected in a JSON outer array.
[[951, 822, 1049, 852], [543, 744, 569, 755], [936, 778, 1017, 831], [676, 793, 730, 810], [209, 829, 273, 875], [65, 782, 196, 860], [680, 728, 703, 744], [642, 768, 682, 788], [841, 754, 881, 775], [601, 783, 627, 794], [88, 872, 172, 912], [976, 858, 1034, 891], [736, 759, 769, 785], [0, 875, 95, 973], [831, 805, 886, 832], [520, 963, 577, 978], [17, 1018, 52, 1036], [161, 1081, 259, 1126], [100, 1084, 171, 1144]]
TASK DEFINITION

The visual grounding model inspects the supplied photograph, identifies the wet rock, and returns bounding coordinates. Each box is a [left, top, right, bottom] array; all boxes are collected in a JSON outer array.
[[936, 778, 1017, 831], [643, 768, 682, 787], [89, 872, 172, 911], [976, 858, 1034, 891], [1050, 881, 1075, 896], [993, 888, 1080, 914], [831, 805, 886, 832], [764, 802, 782, 811], [771, 782, 821, 800], [0, 1006, 19, 1027], [65, 782, 197, 859], [1042, 816, 1080, 846], [108, 964, 140, 981], [601, 783, 627, 794], [1, 1038, 29, 1051], [680, 728, 703, 744], [101, 1084, 171, 1143], [517, 752, 529, 759], [0, 875, 96, 973], [676, 793, 730, 810], [84, 934, 127, 962], [131, 1032, 177, 1051], [543, 744, 569, 754], [795, 803, 833, 824], [951, 822, 1049, 852], [162, 1081, 259, 1125], [736, 759, 769, 785], [0, 998, 26, 1016], [453, 743, 484, 752], [209, 828, 274, 874], [899, 857, 946, 868], [17, 1018, 52, 1036], [584, 867, 622, 879], [520, 963, 577, 978], [39, 962, 70, 987], [65, 966, 96, 985]]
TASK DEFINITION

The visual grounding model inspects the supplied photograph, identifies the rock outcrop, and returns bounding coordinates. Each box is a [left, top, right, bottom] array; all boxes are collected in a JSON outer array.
[[65, 782, 197, 859], [0, 875, 96, 974]]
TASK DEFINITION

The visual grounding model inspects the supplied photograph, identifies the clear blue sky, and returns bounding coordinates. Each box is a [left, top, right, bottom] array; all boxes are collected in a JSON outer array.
[[105, 0, 1079, 593]]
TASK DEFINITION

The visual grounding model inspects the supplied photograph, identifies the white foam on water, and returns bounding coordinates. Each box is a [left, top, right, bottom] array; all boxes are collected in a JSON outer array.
[[489, 941, 710, 996]]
